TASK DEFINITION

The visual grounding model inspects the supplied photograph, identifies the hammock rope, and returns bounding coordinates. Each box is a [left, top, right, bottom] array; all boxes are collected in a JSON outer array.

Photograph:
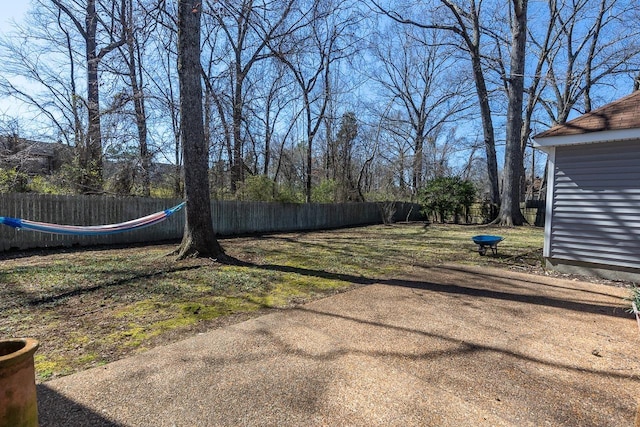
[[0, 202, 185, 236]]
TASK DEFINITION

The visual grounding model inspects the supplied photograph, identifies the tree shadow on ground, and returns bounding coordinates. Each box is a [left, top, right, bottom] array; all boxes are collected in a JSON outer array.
[[250, 306, 639, 381], [8, 265, 204, 308], [37, 384, 123, 427], [424, 264, 625, 299], [225, 257, 632, 320]]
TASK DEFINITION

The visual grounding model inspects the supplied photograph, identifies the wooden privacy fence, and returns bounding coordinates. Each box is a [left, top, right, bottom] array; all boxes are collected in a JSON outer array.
[[0, 194, 422, 252], [464, 201, 546, 226], [521, 200, 546, 227]]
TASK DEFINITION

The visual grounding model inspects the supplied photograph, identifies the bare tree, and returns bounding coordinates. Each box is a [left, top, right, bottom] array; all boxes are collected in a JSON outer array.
[[374, 108, 415, 199], [495, 0, 528, 226], [0, 4, 85, 151], [272, 0, 360, 202], [371, 0, 501, 217], [525, 0, 640, 203], [536, 0, 640, 125], [518, 0, 557, 190], [252, 60, 297, 177], [51, 0, 127, 193], [156, 33, 184, 197], [202, 0, 298, 194], [144, 0, 190, 197], [372, 0, 532, 224], [3, 0, 638, 204], [175, 0, 225, 260], [369, 22, 473, 198], [115, 0, 153, 196], [332, 111, 359, 201], [270, 102, 306, 193]]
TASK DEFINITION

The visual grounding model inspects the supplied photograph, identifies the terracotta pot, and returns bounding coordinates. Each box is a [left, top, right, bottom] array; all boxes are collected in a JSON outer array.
[[0, 338, 39, 427]]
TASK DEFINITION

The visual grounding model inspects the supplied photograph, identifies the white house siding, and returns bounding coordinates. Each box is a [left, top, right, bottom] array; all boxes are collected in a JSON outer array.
[[549, 139, 640, 270]]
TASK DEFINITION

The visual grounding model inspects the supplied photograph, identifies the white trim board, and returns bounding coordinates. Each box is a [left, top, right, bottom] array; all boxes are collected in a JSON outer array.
[[533, 128, 640, 150], [543, 147, 555, 258]]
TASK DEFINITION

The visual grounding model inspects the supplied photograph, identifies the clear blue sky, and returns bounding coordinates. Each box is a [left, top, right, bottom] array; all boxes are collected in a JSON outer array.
[[0, 2, 29, 34], [0, 2, 31, 118]]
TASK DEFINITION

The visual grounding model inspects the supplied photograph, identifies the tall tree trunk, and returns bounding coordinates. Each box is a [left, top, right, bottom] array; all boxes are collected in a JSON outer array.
[[470, 42, 499, 219], [176, 0, 225, 260], [412, 134, 424, 199], [164, 30, 182, 198], [305, 95, 313, 203], [231, 63, 244, 193], [125, 0, 151, 197], [58, 11, 84, 154], [583, 0, 606, 114], [83, 0, 103, 193], [496, 0, 528, 226], [52, 0, 127, 194], [263, 99, 272, 176]]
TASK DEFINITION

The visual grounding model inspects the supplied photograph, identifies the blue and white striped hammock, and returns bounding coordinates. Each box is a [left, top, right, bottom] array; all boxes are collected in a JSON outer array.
[[0, 202, 185, 236]]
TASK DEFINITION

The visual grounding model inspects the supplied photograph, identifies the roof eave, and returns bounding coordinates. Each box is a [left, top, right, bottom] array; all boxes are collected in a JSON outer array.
[[533, 127, 640, 149]]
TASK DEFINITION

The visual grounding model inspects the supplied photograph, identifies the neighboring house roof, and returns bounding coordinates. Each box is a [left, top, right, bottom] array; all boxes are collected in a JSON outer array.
[[533, 90, 640, 149], [0, 137, 72, 174], [0, 137, 68, 157]]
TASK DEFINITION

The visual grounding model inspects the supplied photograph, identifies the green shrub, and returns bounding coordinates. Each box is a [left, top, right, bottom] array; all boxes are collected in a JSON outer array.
[[625, 285, 640, 314], [28, 175, 71, 194], [311, 179, 337, 203], [0, 168, 29, 193], [151, 186, 177, 199], [275, 186, 304, 203], [237, 175, 276, 202], [419, 176, 476, 223]]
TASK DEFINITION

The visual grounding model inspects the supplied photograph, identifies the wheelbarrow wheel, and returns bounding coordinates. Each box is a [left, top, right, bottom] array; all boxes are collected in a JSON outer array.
[[478, 246, 487, 256]]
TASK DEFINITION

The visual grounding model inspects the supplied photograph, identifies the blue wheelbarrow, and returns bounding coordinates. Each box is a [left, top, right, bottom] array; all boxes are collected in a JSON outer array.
[[471, 235, 504, 256]]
